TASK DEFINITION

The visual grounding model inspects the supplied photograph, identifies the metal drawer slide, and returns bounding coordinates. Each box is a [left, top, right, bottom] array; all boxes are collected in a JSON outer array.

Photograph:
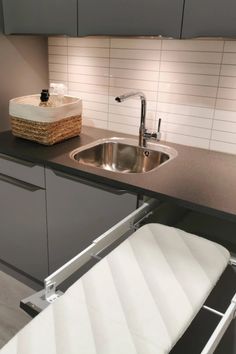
[[21, 198, 158, 317]]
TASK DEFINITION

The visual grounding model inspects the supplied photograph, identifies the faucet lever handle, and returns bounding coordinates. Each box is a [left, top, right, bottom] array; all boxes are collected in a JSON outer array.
[[157, 118, 162, 133]]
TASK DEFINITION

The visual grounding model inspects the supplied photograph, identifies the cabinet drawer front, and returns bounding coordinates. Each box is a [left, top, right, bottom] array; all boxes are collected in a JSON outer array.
[[46, 168, 137, 272], [0, 154, 45, 188], [0, 178, 48, 280]]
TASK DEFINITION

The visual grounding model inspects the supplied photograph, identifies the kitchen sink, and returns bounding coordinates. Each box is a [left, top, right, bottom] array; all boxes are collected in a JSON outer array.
[[70, 137, 177, 174]]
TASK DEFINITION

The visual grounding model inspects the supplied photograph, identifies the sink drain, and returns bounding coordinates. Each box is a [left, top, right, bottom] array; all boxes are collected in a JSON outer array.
[[143, 150, 150, 157]]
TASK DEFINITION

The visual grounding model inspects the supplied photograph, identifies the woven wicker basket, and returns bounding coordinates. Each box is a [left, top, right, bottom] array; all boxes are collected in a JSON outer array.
[[9, 95, 82, 145]]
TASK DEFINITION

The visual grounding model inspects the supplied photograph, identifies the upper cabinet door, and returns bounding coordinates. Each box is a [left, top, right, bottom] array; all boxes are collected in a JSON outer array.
[[78, 0, 184, 38], [0, 0, 3, 33], [182, 0, 236, 38], [2, 0, 78, 36]]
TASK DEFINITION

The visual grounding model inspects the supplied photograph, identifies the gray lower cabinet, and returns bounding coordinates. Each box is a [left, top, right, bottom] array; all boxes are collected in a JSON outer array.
[[0, 173, 48, 281], [46, 168, 137, 273], [2, 0, 77, 36], [78, 0, 184, 37], [182, 0, 236, 38]]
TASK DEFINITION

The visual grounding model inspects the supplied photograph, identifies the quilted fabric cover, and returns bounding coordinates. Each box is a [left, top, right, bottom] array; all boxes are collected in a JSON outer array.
[[0, 223, 230, 354]]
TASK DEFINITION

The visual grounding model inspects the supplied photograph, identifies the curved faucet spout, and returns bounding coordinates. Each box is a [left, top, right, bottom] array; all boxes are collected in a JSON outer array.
[[115, 91, 147, 147]]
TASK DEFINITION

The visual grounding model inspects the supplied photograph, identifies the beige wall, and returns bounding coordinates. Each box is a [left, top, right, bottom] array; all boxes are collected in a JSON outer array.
[[0, 35, 48, 131]]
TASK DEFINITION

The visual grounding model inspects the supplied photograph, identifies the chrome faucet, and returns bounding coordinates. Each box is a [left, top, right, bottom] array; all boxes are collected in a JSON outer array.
[[115, 91, 161, 147]]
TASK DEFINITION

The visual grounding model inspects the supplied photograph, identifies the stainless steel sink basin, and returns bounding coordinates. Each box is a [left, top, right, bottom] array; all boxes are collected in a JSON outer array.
[[70, 138, 177, 174]]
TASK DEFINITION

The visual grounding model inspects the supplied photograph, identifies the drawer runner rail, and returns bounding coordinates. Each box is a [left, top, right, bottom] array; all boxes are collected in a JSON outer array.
[[21, 198, 158, 317]]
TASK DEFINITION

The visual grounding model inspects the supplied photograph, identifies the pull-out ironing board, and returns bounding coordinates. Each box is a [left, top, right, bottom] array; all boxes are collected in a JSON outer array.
[[0, 221, 233, 354]]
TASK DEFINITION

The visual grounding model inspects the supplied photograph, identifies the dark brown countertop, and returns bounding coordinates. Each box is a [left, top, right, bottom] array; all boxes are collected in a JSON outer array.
[[0, 126, 236, 222]]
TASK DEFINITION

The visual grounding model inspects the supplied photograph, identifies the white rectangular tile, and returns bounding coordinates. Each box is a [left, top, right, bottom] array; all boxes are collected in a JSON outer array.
[[159, 72, 218, 86], [109, 104, 143, 118], [49, 71, 68, 81], [48, 55, 68, 64], [216, 99, 236, 111], [111, 38, 161, 50], [158, 92, 215, 108], [210, 140, 236, 155], [224, 41, 236, 53], [49, 63, 67, 73], [159, 82, 217, 98], [83, 101, 108, 112], [109, 113, 140, 126], [162, 51, 222, 64], [213, 120, 236, 133], [222, 53, 236, 65], [218, 87, 236, 100], [68, 37, 109, 48], [83, 109, 108, 121], [162, 39, 223, 52], [68, 47, 109, 58], [109, 77, 157, 92], [68, 73, 109, 86], [48, 37, 68, 46], [165, 132, 209, 149], [211, 130, 236, 144], [76, 92, 108, 104], [221, 65, 236, 77], [110, 48, 160, 61], [214, 109, 236, 123], [68, 65, 109, 77], [110, 67, 159, 81], [219, 76, 236, 88], [83, 117, 108, 129], [68, 82, 109, 95], [48, 46, 67, 55], [157, 102, 214, 118], [108, 113, 154, 130], [163, 113, 212, 129], [108, 122, 138, 136], [68, 56, 109, 67], [166, 123, 211, 139], [110, 58, 159, 71], [160, 61, 220, 75]]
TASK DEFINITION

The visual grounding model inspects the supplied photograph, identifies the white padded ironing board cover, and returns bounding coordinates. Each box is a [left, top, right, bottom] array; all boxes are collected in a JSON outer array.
[[0, 223, 230, 354]]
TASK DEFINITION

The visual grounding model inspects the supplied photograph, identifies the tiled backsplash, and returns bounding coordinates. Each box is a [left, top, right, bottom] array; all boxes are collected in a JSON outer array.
[[49, 36, 236, 154]]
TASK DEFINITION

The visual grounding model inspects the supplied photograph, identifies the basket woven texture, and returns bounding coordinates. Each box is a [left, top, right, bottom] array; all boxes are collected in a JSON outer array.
[[11, 114, 82, 145]]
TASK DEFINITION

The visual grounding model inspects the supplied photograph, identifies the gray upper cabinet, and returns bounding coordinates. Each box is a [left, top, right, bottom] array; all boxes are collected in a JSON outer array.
[[182, 0, 236, 38], [78, 0, 184, 38], [2, 0, 77, 36], [0, 0, 3, 33]]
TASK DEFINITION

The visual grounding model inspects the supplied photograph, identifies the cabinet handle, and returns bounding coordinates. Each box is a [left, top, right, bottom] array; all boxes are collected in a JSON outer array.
[[0, 173, 43, 192], [52, 169, 127, 195], [0, 153, 35, 167]]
